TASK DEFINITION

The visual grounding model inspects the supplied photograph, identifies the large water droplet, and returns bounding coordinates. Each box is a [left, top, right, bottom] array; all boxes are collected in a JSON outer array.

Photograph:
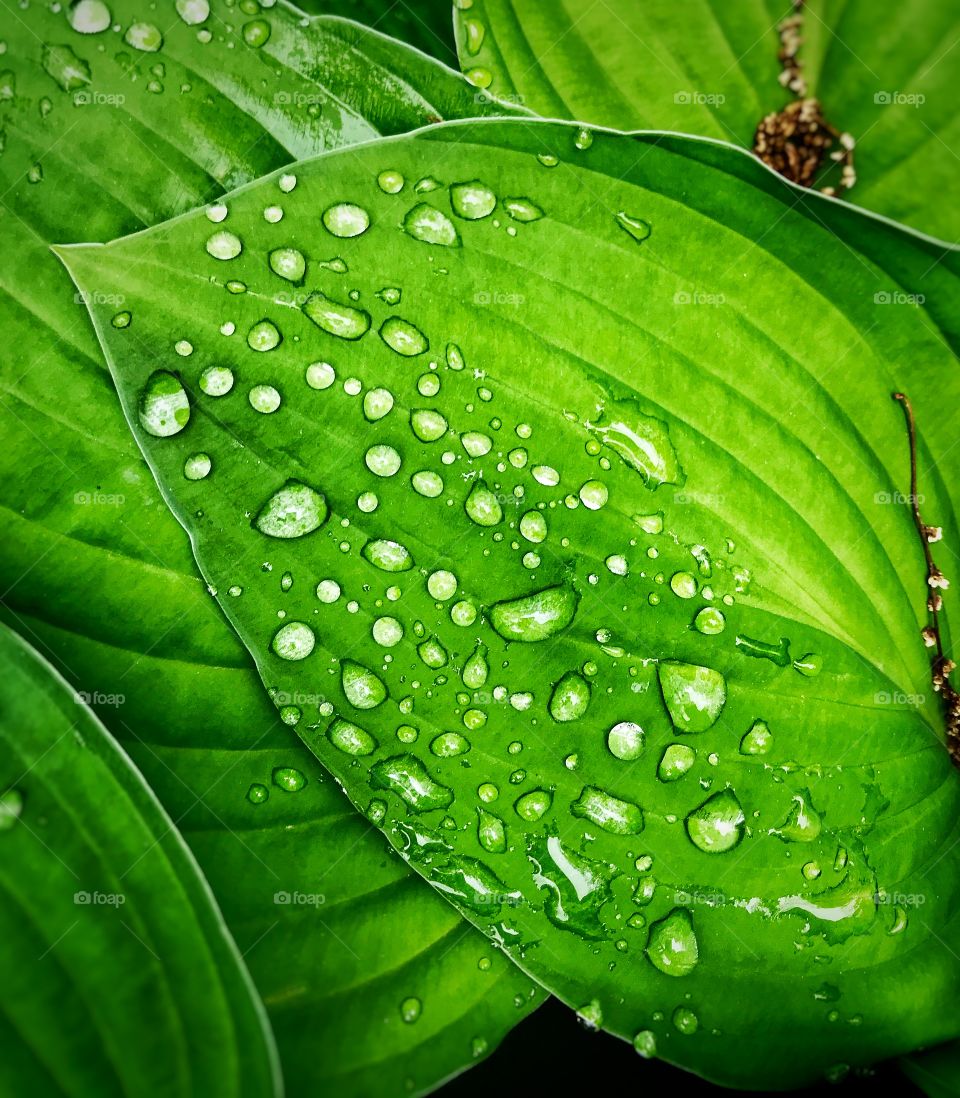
[[176, 0, 209, 24], [206, 229, 242, 260], [462, 644, 489, 688], [477, 808, 506, 853], [739, 719, 772, 755], [607, 721, 645, 760], [514, 789, 552, 821], [658, 661, 726, 733], [254, 480, 328, 538], [776, 791, 822, 842], [302, 291, 371, 340], [341, 660, 387, 709], [658, 743, 695, 781], [411, 408, 448, 442], [432, 856, 520, 915], [431, 731, 470, 757], [365, 444, 402, 477], [645, 908, 698, 977], [403, 203, 460, 247], [371, 754, 453, 812], [139, 371, 189, 437], [328, 718, 377, 756], [686, 789, 745, 853], [465, 481, 502, 526], [69, 0, 112, 33], [548, 671, 590, 722], [527, 832, 614, 939], [269, 247, 305, 282], [271, 621, 315, 661], [450, 180, 496, 220], [322, 202, 370, 238], [490, 585, 578, 642], [587, 400, 681, 487], [124, 22, 164, 51], [571, 786, 643, 835], [380, 316, 428, 357], [361, 538, 413, 572]]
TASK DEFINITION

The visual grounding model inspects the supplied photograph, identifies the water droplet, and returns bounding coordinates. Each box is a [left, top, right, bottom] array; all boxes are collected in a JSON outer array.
[[372, 616, 404, 648], [403, 203, 460, 247], [124, 22, 163, 51], [615, 211, 651, 243], [776, 791, 822, 842], [576, 1000, 603, 1030], [242, 18, 270, 47], [413, 470, 444, 497], [490, 585, 578, 642], [316, 579, 341, 603], [427, 569, 458, 601], [519, 511, 547, 543], [739, 719, 772, 755], [69, 0, 111, 34], [139, 371, 189, 437], [502, 196, 544, 222], [0, 788, 23, 830], [465, 481, 502, 526], [461, 431, 492, 457], [247, 321, 281, 353], [431, 731, 470, 757], [268, 247, 305, 282], [365, 444, 402, 478], [328, 718, 377, 756], [463, 16, 485, 53], [572, 786, 643, 834], [658, 743, 696, 781], [578, 480, 608, 510], [342, 660, 387, 709], [672, 1007, 698, 1035], [527, 832, 613, 938], [183, 452, 211, 480], [646, 908, 698, 977], [361, 538, 412, 572], [694, 607, 725, 634], [446, 343, 465, 371], [378, 169, 404, 194], [111, 311, 131, 329], [658, 661, 726, 733], [271, 621, 315, 661], [477, 808, 506, 853], [794, 653, 822, 677], [432, 856, 520, 915], [371, 755, 453, 812], [362, 387, 394, 421], [246, 782, 268, 804], [302, 291, 371, 340], [531, 465, 559, 487], [302, 362, 335, 391], [380, 316, 428, 357], [633, 1030, 656, 1058], [574, 128, 594, 150], [176, 0, 209, 24], [322, 202, 369, 238], [450, 180, 496, 220], [255, 480, 327, 538], [514, 789, 552, 822], [400, 996, 421, 1024], [471, 1036, 488, 1058], [668, 573, 697, 601], [272, 766, 305, 792], [464, 67, 492, 89], [735, 634, 790, 667], [411, 408, 448, 442], [686, 789, 745, 853], [607, 721, 645, 761], [548, 671, 590, 722]]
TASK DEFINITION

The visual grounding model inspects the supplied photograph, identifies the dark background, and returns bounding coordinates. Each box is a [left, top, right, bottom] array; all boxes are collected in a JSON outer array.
[[443, 998, 924, 1096]]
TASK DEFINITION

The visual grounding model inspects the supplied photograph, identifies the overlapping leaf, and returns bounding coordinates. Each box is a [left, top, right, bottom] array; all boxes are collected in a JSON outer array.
[[0, 624, 280, 1096], [65, 118, 960, 1087], [453, 0, 960, 239], [0, 1, 538, 1092]]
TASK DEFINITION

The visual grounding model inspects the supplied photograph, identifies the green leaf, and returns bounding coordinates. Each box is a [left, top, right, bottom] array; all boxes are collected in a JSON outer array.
[[453, 0, 960, 239], [0, 1, 537, 1092], [901, 1041, 960, 1098], [0, 623, 280, 1096], [295, 0, 459, 67], [65, 118, 960, 1088]]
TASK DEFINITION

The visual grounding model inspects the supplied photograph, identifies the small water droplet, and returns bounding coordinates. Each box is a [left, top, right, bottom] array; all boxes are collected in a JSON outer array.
[[139, 371, 189, 437]]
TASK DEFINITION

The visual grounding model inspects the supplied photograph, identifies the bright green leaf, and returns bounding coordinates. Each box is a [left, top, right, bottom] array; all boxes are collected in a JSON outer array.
[[66, 118, 960, 1087], [0, 624, 280, 1097], [454, 0, 960, 239], [0, 2, 538, 1092]]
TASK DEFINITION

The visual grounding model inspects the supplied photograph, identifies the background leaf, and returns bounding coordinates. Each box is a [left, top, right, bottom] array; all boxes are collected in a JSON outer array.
[[66, 118, 960, 1088], [0, 623, 280, 1097], [294, 0, 458, 67], [452, 0, 960, 239], [0, 1, 538, 1092]]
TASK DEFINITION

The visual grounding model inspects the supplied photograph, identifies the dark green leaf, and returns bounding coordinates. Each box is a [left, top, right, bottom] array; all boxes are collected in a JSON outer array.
[[0, 623, 280, 1097], [0, 1, 536, 1091], [453, 0, 960, 239], [295, 0, 459, 67], [64, 118, 960, 1088]]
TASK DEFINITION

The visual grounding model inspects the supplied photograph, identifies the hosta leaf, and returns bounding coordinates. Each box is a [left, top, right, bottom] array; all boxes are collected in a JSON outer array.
[[453, 0, 960, 239], [65, 118, 960, 1088], [0, 1, 537, 1092], [296, 0, 459, 67], [0, 624, 280, 1097]]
